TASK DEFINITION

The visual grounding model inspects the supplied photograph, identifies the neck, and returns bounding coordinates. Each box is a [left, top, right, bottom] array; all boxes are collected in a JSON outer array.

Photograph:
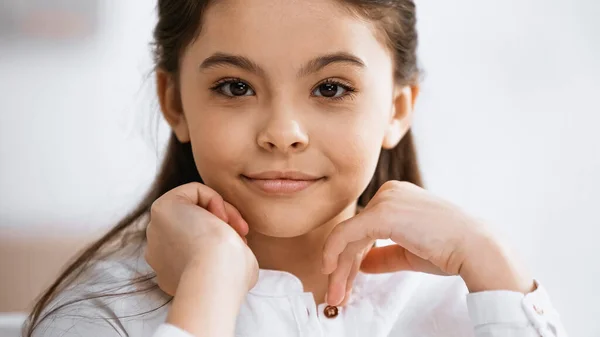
[[246, 203, 357, 304]]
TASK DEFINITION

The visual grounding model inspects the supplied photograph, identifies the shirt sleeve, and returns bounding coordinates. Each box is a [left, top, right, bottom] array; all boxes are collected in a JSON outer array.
[[152, 324, 196, 337], [466, 280, 567, 337]]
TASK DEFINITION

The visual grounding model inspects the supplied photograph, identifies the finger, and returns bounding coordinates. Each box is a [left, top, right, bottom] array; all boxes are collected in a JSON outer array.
[[322, 211, 390, 274], [163, 182, 227, 218], [340, 258, 360, 306], [326, 256, 352, 306], [206, 197, 228, 223], [223, 201, 249, 236], [326, 241, 365, 306], [360, 245, 444, 275]]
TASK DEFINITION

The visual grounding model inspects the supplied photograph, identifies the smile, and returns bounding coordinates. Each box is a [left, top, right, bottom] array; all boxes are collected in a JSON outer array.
[[241, 171, 325, 195]]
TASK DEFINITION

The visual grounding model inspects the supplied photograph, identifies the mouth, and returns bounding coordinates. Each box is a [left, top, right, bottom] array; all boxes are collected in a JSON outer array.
[[241, 171, 325, 195]]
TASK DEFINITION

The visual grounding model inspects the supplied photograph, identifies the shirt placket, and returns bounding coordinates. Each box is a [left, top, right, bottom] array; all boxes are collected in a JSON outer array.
[[292, 293, 347, 336], [316, 301, 345, 336]]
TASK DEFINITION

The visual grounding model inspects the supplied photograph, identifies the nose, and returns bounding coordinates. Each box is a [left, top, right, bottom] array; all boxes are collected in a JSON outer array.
[[256, 109, 309, 154]]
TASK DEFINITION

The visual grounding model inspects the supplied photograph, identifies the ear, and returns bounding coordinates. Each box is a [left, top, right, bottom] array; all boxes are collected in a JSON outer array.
[[156, 69, 190, 143], [382, 84, 419, 150]]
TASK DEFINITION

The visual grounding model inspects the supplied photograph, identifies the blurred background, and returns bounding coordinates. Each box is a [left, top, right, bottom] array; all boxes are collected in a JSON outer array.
[[0, 0, 598, 336]]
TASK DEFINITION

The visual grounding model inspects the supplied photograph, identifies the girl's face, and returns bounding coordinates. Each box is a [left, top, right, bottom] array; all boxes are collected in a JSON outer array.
[[159, 0, 416, 237]]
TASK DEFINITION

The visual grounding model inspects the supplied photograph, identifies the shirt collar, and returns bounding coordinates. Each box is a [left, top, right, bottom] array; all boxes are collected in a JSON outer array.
[[249, 269, 305, 296], [248, 238, 390, 297], [249, 268, 372, 297]]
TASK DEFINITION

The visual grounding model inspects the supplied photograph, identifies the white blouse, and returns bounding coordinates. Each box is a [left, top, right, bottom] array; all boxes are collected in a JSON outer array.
[[33, 246, 567, 337]]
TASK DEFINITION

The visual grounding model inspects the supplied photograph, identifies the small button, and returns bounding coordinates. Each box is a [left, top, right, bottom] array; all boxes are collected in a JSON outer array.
[[533, 304, 544, 315], [324, 305, 338, 318]]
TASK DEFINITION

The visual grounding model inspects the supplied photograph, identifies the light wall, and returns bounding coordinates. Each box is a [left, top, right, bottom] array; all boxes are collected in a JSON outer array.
[[0, 1, 598, 336]]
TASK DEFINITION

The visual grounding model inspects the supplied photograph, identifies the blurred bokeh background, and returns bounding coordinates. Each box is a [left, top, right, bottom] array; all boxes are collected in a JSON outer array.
[[0, 0, 599, 336]]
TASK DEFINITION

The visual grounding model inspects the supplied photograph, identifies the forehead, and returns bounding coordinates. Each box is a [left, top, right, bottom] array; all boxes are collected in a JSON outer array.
[[184, 0, 391, 73]]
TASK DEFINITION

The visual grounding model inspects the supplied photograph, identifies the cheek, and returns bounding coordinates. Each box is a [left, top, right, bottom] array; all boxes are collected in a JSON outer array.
[[319, 109, 388, 192], [186, 112, 251, 185], [323, 74, 395, 184], [328, 127, 382, 180]]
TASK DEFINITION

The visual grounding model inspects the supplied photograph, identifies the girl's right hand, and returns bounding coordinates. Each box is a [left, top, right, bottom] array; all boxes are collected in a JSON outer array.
[[144, 182, 259, 297]]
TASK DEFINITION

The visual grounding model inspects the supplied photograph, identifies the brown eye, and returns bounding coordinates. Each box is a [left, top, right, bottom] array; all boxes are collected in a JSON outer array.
[[320, 83, 338, 97], [313, 82, 349, 99], [229, 82, 250, 96], [216, 80, 255, 97]]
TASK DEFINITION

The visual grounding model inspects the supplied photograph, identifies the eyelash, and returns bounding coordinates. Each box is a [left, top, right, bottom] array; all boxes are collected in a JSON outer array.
[[209, 77, 357, 101], [315, 79, 357, 101], [210, 77, 252, 99]]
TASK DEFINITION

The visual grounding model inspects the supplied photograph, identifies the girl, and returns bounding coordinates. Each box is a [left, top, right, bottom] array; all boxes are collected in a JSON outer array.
[[25, 0, 567, 336]]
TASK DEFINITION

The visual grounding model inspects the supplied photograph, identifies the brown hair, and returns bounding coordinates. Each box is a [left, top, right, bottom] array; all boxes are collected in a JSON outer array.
[[24, 0, 422, 335]]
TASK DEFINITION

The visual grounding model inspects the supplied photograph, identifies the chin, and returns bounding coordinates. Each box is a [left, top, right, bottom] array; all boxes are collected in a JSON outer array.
[[237, 198, 351, 238], [207, 173, 363, 238], [248, 217, 320, 238]]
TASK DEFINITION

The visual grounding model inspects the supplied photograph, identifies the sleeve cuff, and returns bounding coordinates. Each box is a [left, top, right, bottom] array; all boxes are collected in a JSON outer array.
[[466, 280, 563, 336], [152, 324, 197, 337]]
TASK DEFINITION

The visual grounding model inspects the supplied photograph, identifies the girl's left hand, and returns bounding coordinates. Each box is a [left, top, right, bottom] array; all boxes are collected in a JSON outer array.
[[322, 181, 535, 306]]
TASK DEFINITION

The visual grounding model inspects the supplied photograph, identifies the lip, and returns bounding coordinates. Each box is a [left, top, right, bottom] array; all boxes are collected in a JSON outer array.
[[242, 171, 324, 195], [244, 171, 322, 180]]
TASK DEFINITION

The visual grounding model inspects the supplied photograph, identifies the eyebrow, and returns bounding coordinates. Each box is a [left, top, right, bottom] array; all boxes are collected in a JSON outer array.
[[199, 52, 265, 76], [198, 52, 366, 77], [298, 52, 366, 77]]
